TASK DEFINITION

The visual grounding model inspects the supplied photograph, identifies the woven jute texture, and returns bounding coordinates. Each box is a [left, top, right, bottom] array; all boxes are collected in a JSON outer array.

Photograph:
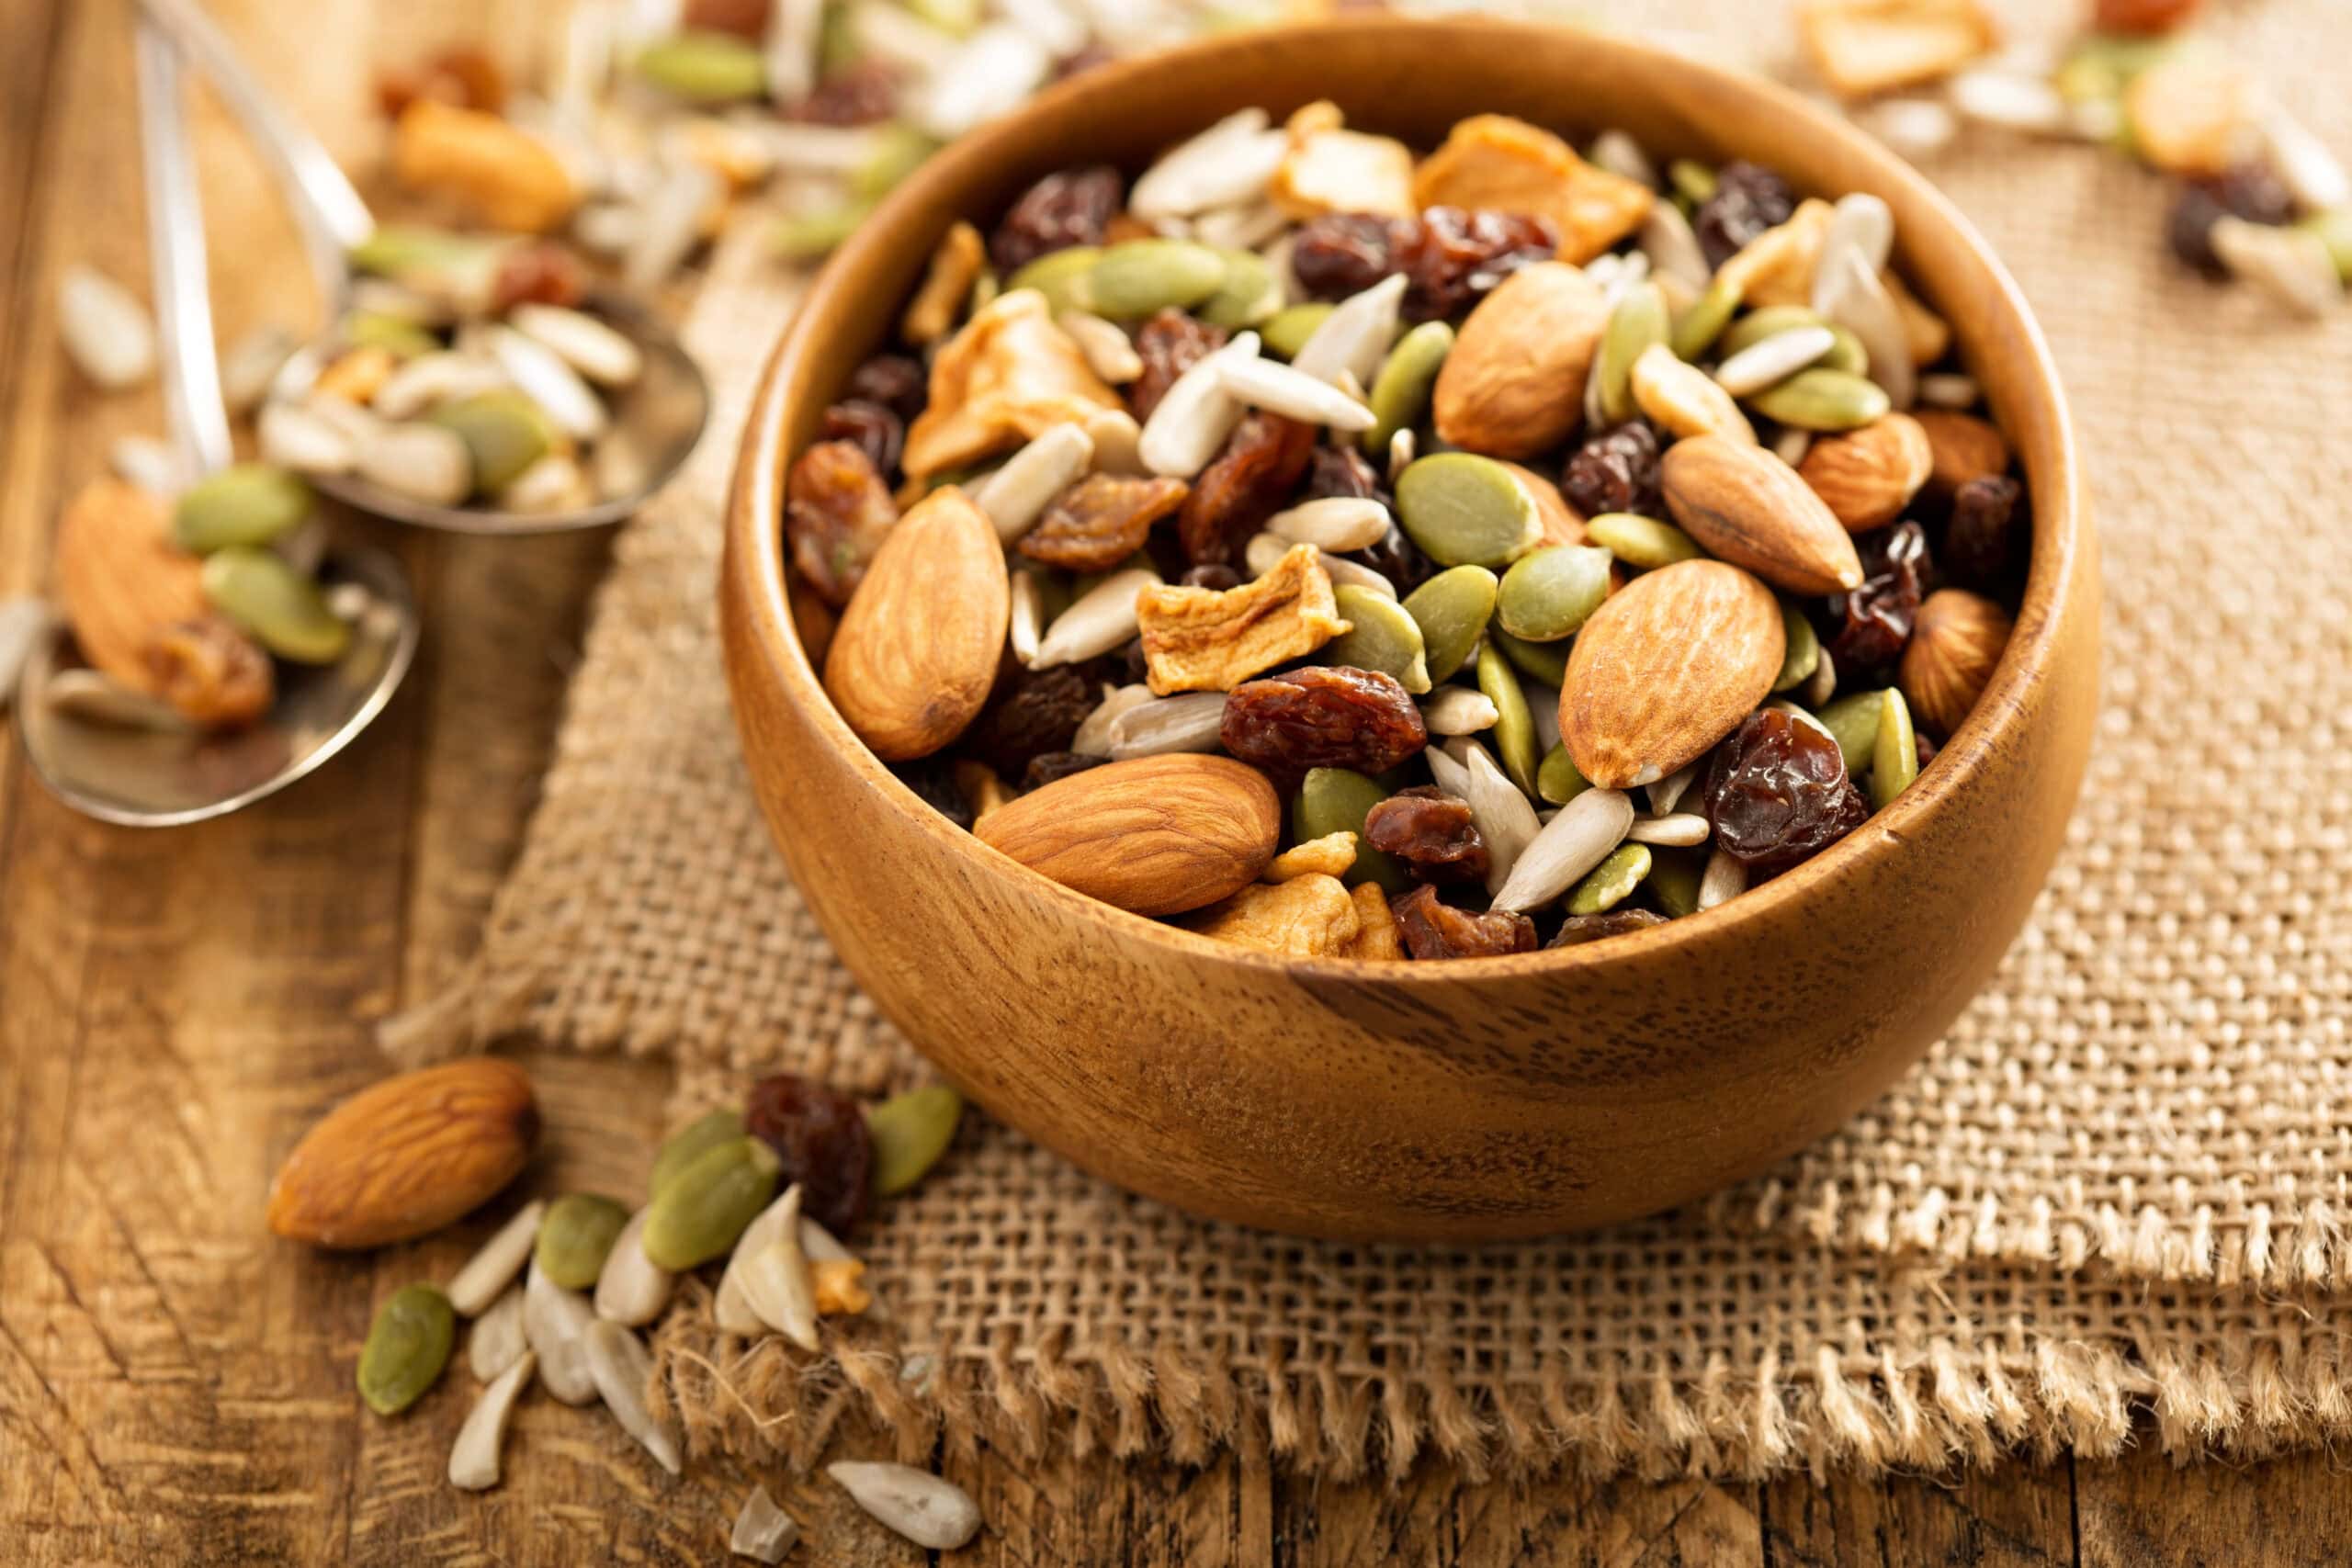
[[392, 0, 2352, 1479]]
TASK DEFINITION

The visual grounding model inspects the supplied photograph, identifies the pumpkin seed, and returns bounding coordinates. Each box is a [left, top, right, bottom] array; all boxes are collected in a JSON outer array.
[[1489, 785, 1634, 913], [1088, 240, 1228, 319], [1815, 689, 1886, 777], [357, 1283, 455, 1416], [1567, 842, 1652, 915], [1719, 306, 1867, 375], [1396, 453, 1542, 570], [1322, 584, 1431, 694], [344, 310, 438, 359], [1361, 320, 1452, 457], [1400, 565, 1498, 684], [468, 1283, 528, 1381], [201, 547, 351, 664], [173, 463, 313, 554], [1744, 367, 1890, 431], [1497, 545, 1611, 643], [652, 1107, 745, 1198], [533, 1193, 629, 1290], [773, 197, 878, 263], [429, 389, 555, 496], [592, 1205, 674, 1327], [867, 1085, 965, 1196], [1774, 600, 1821, 692], [1584, 512, 1702, 570], [641, 1135, 781, 1270], [1476, 640, 1540, 798], [1006, 246, 1102, 315], [447, 1200, 546, 1316], [1198, 248, 1281, 329], [1669, 279, 1741, 359], [1594, 282, 1668, 426], [582, 1318, 683, 1475], [852, 121, 938, 200], [1537, 743, 1590, 807], [732, 1484, 800, 1563], [1668, 158, 1718, 206], [1489, 627, 1567, 687], [1293, 767, 1407, 893], [1713, 325, 1838, 398], [448, 1348, 532, 1490], [523, 1260, 598, 1404], [1646, 844, 1706, 917], [636, 31, 768, 102], [1261, 301, 1334, 359], [827, 1461, 983, 1551], [1871, 684, 1918, 808]]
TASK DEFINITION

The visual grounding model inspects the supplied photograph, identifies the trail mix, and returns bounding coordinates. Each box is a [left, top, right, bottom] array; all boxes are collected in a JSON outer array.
[[791, 103, 2034, 958]]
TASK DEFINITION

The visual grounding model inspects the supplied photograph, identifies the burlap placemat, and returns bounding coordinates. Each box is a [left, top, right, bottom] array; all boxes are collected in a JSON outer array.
[[390, 0, 2352, 1478]]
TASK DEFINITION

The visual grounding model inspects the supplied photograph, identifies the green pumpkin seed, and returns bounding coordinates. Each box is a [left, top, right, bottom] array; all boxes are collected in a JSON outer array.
[[1261, 302, 1334, 360], [1595, 283, 1668, 426], [357, 1283, 454, 1416], [1815, 690, 1886, 777], [1325, 585, 1430, 694], [1087, 240, 1228, 320], [345, 311, 440, 359], [1567, 842, 1652, 915], [1646, 845, 1706, 917], [2054, 33, 2176, 103], [1476, 640, 1540, 798], [1005, 247, 1102, 316], [1746, 367, 1891, 432], [1668, 158, 1719, 206], [201, 547, 350, 664], [534, 1193, 631, 1290], [1497, 545, 1611, 643], [852, 122, 939, 200], [1719, 306, 1869, 376], [1395, 453, 1542, 569], [867, 1085, 965, 1197], [1362, 320, 1453, 457], [641, 1135, 781, 1270], [819, 0, 860, 71], [653, 1108, 746, 1198], [907, 0, 983, 32], [635, 31, 768, 103], [1670, 279, 1742, 360], [1584, 513, 1702, 571], [1489, 627, 1567, 687], [2303, 209, 2352, 283], [774, 198, 876, 263], [1537, 743, 1590, 807], [1400, 566, 1498, 685], [429, 389, 554, 495], [1774, 600, 1821, 693], [173, 463, 313, 554], [1197, 249, 1281, 329], [348, 225, 492, 280], [1871, 685, 1918, 809], [1293, 767, 1407, 893]]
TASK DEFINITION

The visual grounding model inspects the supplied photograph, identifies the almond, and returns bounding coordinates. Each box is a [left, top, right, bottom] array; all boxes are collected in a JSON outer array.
[[2125, 53, 2254, 177], [823, 485, 1009, 761], [1660, 435, 1864, 594], [1796, 413, 1934, 532], [975, 753, 1280, 915], [1431, 262, 1608, 460], [267, 1058, 539, 1248], [1909, 408, 2011, 497], [1498, 460, 1588, 547], [1899, 587, 2011, 738], [1560, 559, 1784, 790]]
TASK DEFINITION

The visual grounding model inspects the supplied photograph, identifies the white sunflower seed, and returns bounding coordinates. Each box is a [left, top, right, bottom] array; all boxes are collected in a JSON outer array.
[[1420, 686, 1498, 736], [1628, 813, 1712, 847], [349, 276, 448, 325], [1035, 567, 1158, 668], [975, 422, 1094, 542], [468, 1283, 530, 1382], [1009, 570, 1044, 666], [1947, 69, 2070, 135], [755, 122, 883, 174], [581, 1319, 681, 1476], [0, 600, 48, 714], [730, 1485, 800, 1563], [1105, 691, 1226, 760], [713, 1188, 845, 1334], [356, 422, 472, 506], [108, 434, 187, 496], [323, 581, 373, 625], [447, 1206, 539, 1320], [1440, 739, 1543, 897], [739, 1218, 820, 1351], [1698, 845, 1748, 910], [487, 326, 608, 441], [626, 159, 721, 292], [996, 0, 1088, 57], [765, 0, 825, 104], [574, 201, 642, 257], [372, 351, 509, 421], [509, 303, 643, 388], [1814, 245, 1915, 409], [1647, 762, 1699, 818], [1057, 310, 1143, 383], [449, 1350, 533, 1491], [1289, 273, 1406, 390], [1491, 786, 1635, 913], [1266, 496, 1391, 552], [43, 670, 192, 732], [1243, 531, 1289, 578], [1587, 129, 1658, 189], [220, 324, 300, 416], [1082, 407, 1146, 475], [593, 1205, 674, 1327], [257, 401, 357, 476], [1772, 425, 1813, 468], [1583, 253, 1629, 295], [1638, 199, 1711, 290], [497, 454, 592, 514], [826, 1462, 983, 1551], [1713, 326, 1837, 398], [1218, 355, 1377, 431], [1826, 194, 1895, 275], [1071, 682, 1151, 756], [1316, 551, 1399, 600], [1859, 97, 1960, 158], [2258, 99, 2350, 213], [1130, 109, 1285, 220], [1139, 333, 1257, 478], [1917, 372, 1980, 410], [915, 25, 1050, 140], [1387, 427, 1415, 486], [57, 265, 155, 389], [1193, 199, 1291, 254], [798, 1214, 854, 1264], [1799, 646, 1838, 708], [2211, 217, 2344, 319], [849, 0, 959, 73], [522, 1259, 600, 1405]]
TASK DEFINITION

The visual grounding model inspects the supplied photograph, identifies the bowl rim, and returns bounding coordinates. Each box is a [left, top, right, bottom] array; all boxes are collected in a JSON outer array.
[[727, 14, 2090, 981]]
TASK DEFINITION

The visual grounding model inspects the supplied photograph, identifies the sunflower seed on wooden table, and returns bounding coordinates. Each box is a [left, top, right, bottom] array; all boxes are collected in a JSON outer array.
[[448, 1350, 534, 1491], [975, 422, 1094, 542], [593, 1204, 674, 1326], [1032, 567, 1159, 668], [1266, 496, 1391, 553], [522, 1258, 599, 1404], [469, 1283, 529, 1380], [447, 1200, 546, 1315], [1138, 332, 1257, 477], [826, 1461, 983, 1550], [1490, 785, 1635, 913], [581, 1318, 682, 1475], [57, 265, 155, 389], [730, 1484, 800, 1563]]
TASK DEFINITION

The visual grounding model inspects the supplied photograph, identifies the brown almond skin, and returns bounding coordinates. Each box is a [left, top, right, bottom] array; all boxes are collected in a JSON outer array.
[[1900, 588, 2013, 739], [1431, 262, 1607, 459], [1910, 409, 2012, 498], [975, 754, 1281, 916], [1560, 559, 1783, 789], [1797, 413, 1934, 532], [822, 485, 1009, 761], [267, 1058, 539, 1249], [1659, 434, 1863, 595]]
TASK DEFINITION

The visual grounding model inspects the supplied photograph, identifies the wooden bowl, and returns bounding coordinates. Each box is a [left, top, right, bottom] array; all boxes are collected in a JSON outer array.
[[719, 17, 2098, 1241]]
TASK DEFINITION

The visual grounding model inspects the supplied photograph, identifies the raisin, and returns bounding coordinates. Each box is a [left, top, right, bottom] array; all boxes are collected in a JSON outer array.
[[788, 61, 904, 126], [1304, 445, 1390, 505], [784, 440, 899, 607], [1548, 908, 1669, 948], [989, 164, 1124, 273], [1943, 475, 2023, 593], [745, 1074, 874, 1236], [1916, 730, 1940, 770], [819, 399, 904, 479], [1392, 885, 1538, 959], [1692, 160, 1797, 270], [1825, 519, 1929, 673], [1023, 750, 1107, 788], [1363, 787, 1490, 885], [1289, 209, 1556, 321], [488, 242, 587, 311], [845, 354, 927, 423], [896, 757, 973, 828], [1118, 635, 1152, 686], [1702, 708, 1872, 874], [1176, 412, 1317, 565], [965, 664, 1099, 777], [1178, 563, 1244, 591], [1019, 473, 1190, 570], [2167, 162, 2297, 276], [1289, 213, 1400, 300], [1128, 309, 1228, 423], [1220, 666, 1428, 778], [1562, 423, 1663, 518]]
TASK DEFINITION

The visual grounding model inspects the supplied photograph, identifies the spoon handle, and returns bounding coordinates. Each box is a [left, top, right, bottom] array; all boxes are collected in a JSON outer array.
[[134, 19, 232, 478]]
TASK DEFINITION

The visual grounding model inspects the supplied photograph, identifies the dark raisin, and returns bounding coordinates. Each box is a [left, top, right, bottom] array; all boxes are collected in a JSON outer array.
[[1176, 412, 1317, 565], [1289, 209, 1557, 321], [1561, 423, 1663, 518], [1287, 213, 1400, 300], [1019, 473, 1190, 570], [1128, 309, 1228, 423], [1916, 730, 1940, 770], [2166, 162, 2297, 276], [1119, 635, 1152, 686], [989, 164, 1124, 273], [744, 1074, 874, 1236], [1392, 885, 1538, 959], [1178, 563, 1243, 591], [1304, 445, 1390, 505], [788, 62, 904, 126], [785, 441, 899, 607], [895, 757, 973, 828], [818, 399, 904, 479], [1363, 787, 1489, 885], [1943, 475, 2023, 593], [1023, 750, 1108, 789], [1220, 666, 1428, 778], [965, 664, 1098, 777], [1702, 708, 1873, 874], [1692, 160, 1797, 270], [1548, 908, 1669, 948], [1825, 519, 1929, 673], [845, 354, 927, 423]]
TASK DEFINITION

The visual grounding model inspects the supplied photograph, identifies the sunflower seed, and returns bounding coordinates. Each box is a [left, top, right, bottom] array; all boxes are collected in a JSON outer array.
[[43, 670, 193, 732], [1070, 682, 1149, 756], [916, 25, 1050, 139], [1813, 246, 1914, 409], [1193, 200, 1290, 253], [1267, 496, 1391, 552], [1420, 686, 1498, 735], [1628, 813, 1711, 847], [468, 1283, 529, 1381], [712, 1188, 792, 1334], [1138, 332, 1257, 477], [1713, 326, 1837, 397], [1057, 310, 1143, 383], [850, 0, 959, 74], [1523, 671, 1561, 754], [1587, 129, 1658, 188], [1800, 645, 1838, 708], [754, 122, 885, 175], [449, 1350, 533, 1491], [1243, 531, 1290, 578], [999, 0, 1088, 55], [1647, 762, 1699, 818], [1289, 273, 1407, 390], [1215, 354, 1377, 432], [57, 265, 155, 389], [486, 326, 607, 441], [2258, 99, 2350, 213], [0, 599, 45, 712], [1130, 109, 1284, 220], [594, 1205, 675, 1327], [108, 434, 187, 496], [356, 422, 473, 506], [1637, 198, 1711, 290], [1083, 407, 1146, 475], [1432, 739, 1540, 897], [371, 351, 509, 421], [826, 1462, 983, 1550], [765, 0, 824, 103], [509, 303, 643, 388], [580, 1318, 681, 1475], [1034, 567, 1158, 668], [256, 402, 357, 477], [2211, 217, 2343, 319], [1105, 690, 1226, 760], [738, 1202, 820, 1350], [220, 325, 300, 416], [626, 159, 722, 292], [447, 1201, 547, 1316], [522, 1259, 599, 1405], [1947, 69, 2070, 134], [498, 454, 591, 514], [1698, 845, 1747, 909], [1917, 372, 1980, 410], [1489, 784, 1634, 913], [731, 1485, 800, 1563], [1858, 97, 1960, 157], [1317, 551, 1400, 600], [975, 422, 1094, 542], [1772, 425, 1813, 468], [1009, 570, 1045, 666], [1388, 427, 1415, 486]]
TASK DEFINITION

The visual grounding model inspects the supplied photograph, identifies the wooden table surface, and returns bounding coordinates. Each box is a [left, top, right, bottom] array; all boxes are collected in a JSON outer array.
[[4, 0, 2347, 1562]]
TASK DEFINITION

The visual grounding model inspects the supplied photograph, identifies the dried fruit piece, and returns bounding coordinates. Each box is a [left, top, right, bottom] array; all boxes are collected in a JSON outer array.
[[1391, 884, 1537, 959], [1943, 474, 2022, 592], [1898, 587, 2011, 738], [1176, 412, 1317, 566], [1431, 262, 1608, 459], [2096, 0, 2202, 31], [1660, 435, 1864, 594], [1128, 310, 1229, 423], [1629, 342, 1756, 445], [1289, 208, 1557, 322], [1019, 473, 1188, 570], [1364, 787, 1490, 885], [1704, 707, 1872, 873], [819, 399, 905, 479], [1692, 161, 1797, 272], [1136, 541, 1346, 694], [1561, 423, 1663, 519], [975, 753, 1282, 915], [1825, 518, 1930, 672], [849, 353, 929, 421], [967, 664, 1099, 778], [1410, 114, 1654, 264], [990, 165, 1123, 272], [55, 478, 225, 706], [823, 486, 1008, 761], [1795, 0, 1997, 99], [1795, 413, 1934, 532], [786, 441, 899, 608], [1263, 831, 1359, 882], [1345, 881, 1407, 959], [1024, 750, 1108, 788], [903, 290, 1119, 478], [1267, 101, 1416, 220], [2167, 162, 2295, 276], [1909, 409, 2010, 498], [747, 1074, 876, 1236], [1183, 873, 1363, 957], [903, 220, 987, 344], [146, 617, 275, 728], [358, 1284, 456, 1416], [1220, 665, 1428, 777]]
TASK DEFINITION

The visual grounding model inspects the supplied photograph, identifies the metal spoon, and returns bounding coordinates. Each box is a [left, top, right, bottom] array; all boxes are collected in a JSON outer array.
[[15, 21, 418, 829], [133, 0, 710, 536]]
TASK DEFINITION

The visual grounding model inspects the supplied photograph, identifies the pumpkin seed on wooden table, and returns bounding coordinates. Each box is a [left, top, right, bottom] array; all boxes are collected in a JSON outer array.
[[358, 1283, 455, 1416], [642, 1135, 781, 1269], [534, 1193, 630, 1289]]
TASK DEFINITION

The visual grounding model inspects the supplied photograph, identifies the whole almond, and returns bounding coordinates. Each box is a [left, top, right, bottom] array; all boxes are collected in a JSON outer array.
[[268, 1058, 539, 1248], [1660, 435, 1863, 595], [975, 753, 1280, 915], [823, 485, 1009, 761], [54, 478, 208, 694], [1899, 587, 2012, 738], [1909, 409, 2011, 498], [1560, 559, 1783, 789], [1796, 413, 1934, 532], [1431, 262, 1608, 459]]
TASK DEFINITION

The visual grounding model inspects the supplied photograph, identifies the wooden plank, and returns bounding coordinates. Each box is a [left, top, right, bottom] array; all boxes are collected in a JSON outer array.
[[1279, 1465, 1763, 1566], [2075, 1444, 2352, 1568], [1763, 1462, 2076, 1568], [942, 1445, 1274, 1567]]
